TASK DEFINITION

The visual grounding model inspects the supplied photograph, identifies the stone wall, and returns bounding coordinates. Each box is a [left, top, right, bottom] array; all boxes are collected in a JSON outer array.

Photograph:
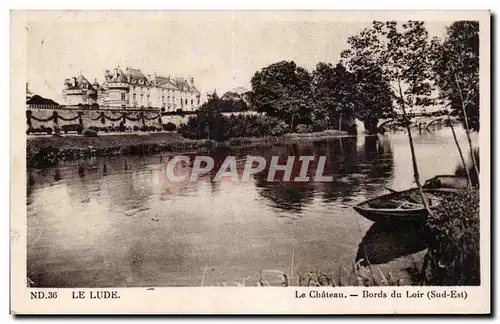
[[26, 107, 163, 131], [26, 106, 261, 132]]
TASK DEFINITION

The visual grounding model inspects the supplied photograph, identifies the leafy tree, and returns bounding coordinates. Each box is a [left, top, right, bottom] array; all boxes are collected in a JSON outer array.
[[340, 26, 395, 127], [340, 30, 394, 134], [430, 21, 479, 179], [180, 91, 227, 141], [351, 67, 394, 134], [312, 62, 356, 132], [250, 61, 314, 129], [343, 21, 435, 213], [219, 91, 249, 112]]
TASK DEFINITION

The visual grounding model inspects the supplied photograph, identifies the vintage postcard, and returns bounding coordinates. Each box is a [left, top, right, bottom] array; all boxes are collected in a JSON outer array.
[[11, 10, 490, 314]]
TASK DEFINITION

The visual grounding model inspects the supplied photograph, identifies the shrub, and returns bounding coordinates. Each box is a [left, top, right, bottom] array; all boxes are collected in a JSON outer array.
[[133, 126, 140, 132], [178, 113, 289, 140], [83, 130, 99, 137], [295, 124, 313, 134], [163, 122, 177, 132], [88, 126, 100, 133], [424, 190, 480, 285], [45, 127, 53, 135], [61, 124, 81, 134]]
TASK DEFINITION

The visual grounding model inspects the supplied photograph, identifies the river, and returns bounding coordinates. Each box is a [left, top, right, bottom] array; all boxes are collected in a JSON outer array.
[[27, 126, 478, 287]]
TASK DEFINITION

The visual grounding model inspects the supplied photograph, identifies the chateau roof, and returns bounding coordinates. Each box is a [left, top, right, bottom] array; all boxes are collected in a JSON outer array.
[[64, 74, 93, 90], [125, 67, 148, 85], [108, 67, 128, 83], [154, 75, 177, 89]]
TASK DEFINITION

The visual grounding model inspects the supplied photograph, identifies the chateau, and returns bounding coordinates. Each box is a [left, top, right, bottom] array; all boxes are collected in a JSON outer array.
[[63, 66, 201, 111]]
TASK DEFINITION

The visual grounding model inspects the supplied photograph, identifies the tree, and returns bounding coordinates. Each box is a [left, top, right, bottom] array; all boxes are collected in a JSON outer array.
[[250, 61, 313, 129], [219, 91, 249, 112], [340, 30, 394, 134], [343, 21, 435, 214], [430, 21, 479, 179], [181, 91, 227, 141], [312, 62, 356, 132]]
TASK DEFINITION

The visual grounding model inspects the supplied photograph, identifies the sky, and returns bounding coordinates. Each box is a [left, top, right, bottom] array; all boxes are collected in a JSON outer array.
[[26, 12, 450, 104]]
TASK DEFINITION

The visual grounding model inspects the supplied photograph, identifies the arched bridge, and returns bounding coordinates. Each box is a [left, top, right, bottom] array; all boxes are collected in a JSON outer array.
[[377, 111, 459, 132]]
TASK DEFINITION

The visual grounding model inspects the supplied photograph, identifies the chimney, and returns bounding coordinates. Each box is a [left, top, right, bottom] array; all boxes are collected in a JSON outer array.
[[190, 77, 194, 86]]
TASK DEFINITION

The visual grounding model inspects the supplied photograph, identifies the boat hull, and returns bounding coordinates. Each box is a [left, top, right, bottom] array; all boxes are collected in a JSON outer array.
[[353, 188, 455, 224], [353, 204, 428, 224]]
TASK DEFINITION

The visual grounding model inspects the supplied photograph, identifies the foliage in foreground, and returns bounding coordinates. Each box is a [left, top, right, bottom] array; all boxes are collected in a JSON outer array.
[[424, 189, 480, 285]]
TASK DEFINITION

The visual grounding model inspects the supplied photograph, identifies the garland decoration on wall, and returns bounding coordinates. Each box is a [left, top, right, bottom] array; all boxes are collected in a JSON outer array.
[[58, 112, 82, 122], [27, 110, 55, 123], [27, 109, 163, 128]]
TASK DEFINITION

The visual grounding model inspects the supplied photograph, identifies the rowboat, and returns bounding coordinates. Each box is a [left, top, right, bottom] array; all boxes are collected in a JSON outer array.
[[353, 188, 454, 224], [353, 175, 469, 223]]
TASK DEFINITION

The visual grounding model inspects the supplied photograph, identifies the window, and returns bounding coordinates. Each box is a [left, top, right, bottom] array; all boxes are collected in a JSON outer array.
[[133, 86, 136, 91], [121, 93, 125, 101], [133, 93, 136, 101], [141, 94, 144, 101], [185, 98, 188, 105], [191, 99, 193, 105], [162, 96, 165, 102]]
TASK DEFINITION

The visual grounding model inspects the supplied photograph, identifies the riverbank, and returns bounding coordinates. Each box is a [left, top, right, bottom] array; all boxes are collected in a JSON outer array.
[[26, 132, 285, 168], [26, 130, 352, 168]]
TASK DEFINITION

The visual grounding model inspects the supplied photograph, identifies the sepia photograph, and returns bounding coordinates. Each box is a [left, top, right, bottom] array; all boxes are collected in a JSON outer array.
[[11, 10, 490, 314]]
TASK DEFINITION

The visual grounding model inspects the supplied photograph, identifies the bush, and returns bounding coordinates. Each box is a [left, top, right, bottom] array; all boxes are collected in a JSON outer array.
[[133, 126, 140, 132], [163, 122, 177, 132], [88, 126, 100, 133], [424, 190, 480, 285], [27, 126, 56, 135], [295, 124, 313, 134], [178, 113, 288, 140], [83, 130, 99, 137], [61, 124, 82, 134]]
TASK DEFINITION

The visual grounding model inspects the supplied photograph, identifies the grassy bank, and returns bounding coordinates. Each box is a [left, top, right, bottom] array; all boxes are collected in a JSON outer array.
[[26, 132, 288, 168]]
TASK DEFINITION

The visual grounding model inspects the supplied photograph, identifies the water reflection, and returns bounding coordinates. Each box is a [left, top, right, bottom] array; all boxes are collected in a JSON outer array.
[[26, 127, 479, 287], [355, 222, 427, 266]]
